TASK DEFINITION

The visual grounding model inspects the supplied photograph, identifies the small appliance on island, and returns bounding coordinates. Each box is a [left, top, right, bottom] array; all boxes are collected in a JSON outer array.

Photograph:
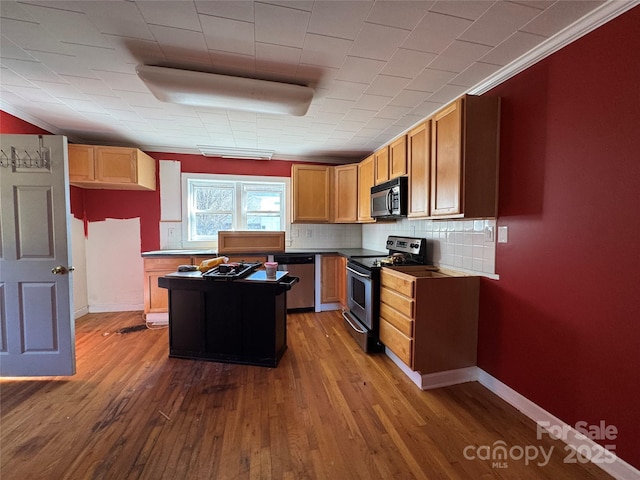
[[158, 260, 298, 367]]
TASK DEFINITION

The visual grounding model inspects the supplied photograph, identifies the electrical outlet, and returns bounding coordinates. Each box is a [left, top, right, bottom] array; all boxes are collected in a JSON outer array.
[[484, 226, 495, 242], [168, 227, 176, 238], [498, 226, 509, 243], [306, 229, 313, 238]]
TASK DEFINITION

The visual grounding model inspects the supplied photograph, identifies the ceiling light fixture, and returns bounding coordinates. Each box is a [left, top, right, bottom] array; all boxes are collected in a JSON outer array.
[[136, 65, 314, 116], [197, 146, 274, 160]]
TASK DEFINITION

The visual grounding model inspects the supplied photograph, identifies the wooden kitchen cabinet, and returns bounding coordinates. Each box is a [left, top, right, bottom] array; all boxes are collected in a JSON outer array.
[[379, 267, 479, 375], [430, 95, 500, 218], [407, 121, 431, 218], [333, 164, 358, 223], [68, 144, 156, 191], [143, 256, 191, 316], [373, 146, 389, 185], [320, 254, 346, 305], [291, 164, 332, 223], [389, 135, 407, 179], [357, 154, 375, 223]]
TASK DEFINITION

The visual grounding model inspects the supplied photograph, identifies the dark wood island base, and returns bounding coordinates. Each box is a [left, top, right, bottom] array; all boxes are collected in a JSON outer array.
[[158, 272, 297, 367]]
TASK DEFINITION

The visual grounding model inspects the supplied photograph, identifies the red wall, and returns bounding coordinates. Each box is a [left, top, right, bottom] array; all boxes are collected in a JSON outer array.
[[481, 6, 640, 468], [77, 152, 303, 252], [0, 111, 51, 135]]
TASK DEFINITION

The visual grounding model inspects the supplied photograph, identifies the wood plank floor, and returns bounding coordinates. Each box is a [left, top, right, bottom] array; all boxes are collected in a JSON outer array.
[[1, 310, 612, 480]]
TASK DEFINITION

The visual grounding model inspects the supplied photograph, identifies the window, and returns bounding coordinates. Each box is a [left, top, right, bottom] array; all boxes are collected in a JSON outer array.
[[183, 174, 287, 246]]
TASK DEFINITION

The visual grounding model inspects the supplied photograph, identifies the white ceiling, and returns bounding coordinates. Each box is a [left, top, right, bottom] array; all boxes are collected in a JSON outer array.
[[0, 1, 632, 162]]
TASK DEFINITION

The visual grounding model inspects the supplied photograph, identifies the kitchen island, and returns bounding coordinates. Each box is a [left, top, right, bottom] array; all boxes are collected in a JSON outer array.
[[158, 270, 297, 367]]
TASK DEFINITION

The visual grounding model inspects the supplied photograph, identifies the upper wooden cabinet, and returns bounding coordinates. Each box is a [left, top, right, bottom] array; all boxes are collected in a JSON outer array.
[[357, 154, 375, 223], [430, 95, 500, 218], [68, 144, 156, 191], [373, 146, 389, 185], [407, 122, 431, 218], [291, 164, 332, 223], [333, 164, 358, 223], [389, 135, 407, 179]]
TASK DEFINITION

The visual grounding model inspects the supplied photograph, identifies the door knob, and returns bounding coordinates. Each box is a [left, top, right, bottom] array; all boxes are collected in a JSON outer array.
[[51, 266, 75, 275]]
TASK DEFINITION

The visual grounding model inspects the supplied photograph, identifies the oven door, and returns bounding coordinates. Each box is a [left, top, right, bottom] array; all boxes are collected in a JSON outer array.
[[346, 263, 372, 330]]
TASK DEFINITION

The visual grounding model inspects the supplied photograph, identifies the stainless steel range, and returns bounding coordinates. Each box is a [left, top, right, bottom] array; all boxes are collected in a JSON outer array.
[[343, 236, 429, 352]]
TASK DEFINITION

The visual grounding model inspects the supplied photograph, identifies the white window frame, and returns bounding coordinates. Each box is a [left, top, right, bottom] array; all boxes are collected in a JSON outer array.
[[181, 173, 290, 249]]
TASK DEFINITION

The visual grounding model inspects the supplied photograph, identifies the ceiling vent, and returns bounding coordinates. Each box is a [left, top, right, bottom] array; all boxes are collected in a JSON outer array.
[[197, 146, 274, 160]]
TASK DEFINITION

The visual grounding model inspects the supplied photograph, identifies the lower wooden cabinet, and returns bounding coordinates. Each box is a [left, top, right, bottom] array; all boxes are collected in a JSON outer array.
[[379, 267, 479, 374], [320, 254, 346, 306], [143, 257, 190, 315]]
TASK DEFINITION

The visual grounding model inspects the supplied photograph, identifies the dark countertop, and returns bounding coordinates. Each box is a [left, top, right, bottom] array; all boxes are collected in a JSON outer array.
[[142, 247, 387, 258]]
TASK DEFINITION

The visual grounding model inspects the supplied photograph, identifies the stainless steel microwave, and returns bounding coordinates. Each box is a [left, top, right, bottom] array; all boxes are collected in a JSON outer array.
[[370, 176, 408, 219]]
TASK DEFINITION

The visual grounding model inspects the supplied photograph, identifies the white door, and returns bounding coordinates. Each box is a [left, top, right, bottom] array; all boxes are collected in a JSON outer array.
[[0, 134, 75, 376]]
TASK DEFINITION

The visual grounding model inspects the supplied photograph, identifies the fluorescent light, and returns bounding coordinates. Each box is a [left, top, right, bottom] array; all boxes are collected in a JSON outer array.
[[136, 65, 314, 116], [197, 146, 274, 160]]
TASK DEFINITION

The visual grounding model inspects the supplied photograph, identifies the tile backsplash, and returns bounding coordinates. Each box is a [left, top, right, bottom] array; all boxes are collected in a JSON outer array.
[[288, 223, 362, 249], [160, 218, 496, 277], [362, 218, 497, 276]]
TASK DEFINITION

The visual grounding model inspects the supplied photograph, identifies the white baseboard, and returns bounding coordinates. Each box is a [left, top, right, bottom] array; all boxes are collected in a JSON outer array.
[[144, 312, 168, 325], [475, 369, 640, 480], [383, 350, 639, 479], [88, 304, 144, 313], [74, 306, 89, 319], [384, 347, 479, 390]]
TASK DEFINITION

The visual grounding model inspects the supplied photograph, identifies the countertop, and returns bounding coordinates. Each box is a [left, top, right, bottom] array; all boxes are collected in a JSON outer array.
[[142, 247, 387, 258]]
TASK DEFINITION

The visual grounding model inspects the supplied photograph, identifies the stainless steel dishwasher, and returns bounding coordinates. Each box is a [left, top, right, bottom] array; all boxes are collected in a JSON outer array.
[[273, 254, 315, 311]]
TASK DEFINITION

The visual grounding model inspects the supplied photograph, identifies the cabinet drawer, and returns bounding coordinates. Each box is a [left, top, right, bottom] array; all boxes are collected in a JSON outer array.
[[381, 286, 414, 318], [144, 257, 190, 271], [381, 269, 414, 298], [380, 302, 413, 337], [380, 319, 412, 367]]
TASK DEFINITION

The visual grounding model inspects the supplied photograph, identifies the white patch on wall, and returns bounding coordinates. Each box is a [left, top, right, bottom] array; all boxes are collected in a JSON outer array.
[[86, 218, 144, 313], [160, 160, 181, 221], [70, 216, 88, 318]]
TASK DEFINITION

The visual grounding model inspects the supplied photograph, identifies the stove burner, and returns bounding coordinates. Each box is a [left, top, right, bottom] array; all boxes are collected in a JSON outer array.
[[203, 261, 262, 280]]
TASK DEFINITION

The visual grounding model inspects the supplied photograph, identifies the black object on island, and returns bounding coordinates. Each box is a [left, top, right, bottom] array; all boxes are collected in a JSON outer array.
[[158, 270, 298, 368]]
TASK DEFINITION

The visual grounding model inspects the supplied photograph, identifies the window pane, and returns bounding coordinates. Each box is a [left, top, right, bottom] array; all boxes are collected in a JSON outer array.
[[246, 190, 281, 212], [195, 213, 232, 236], [195, 186, 233, 211], [247, 214, 281, 231]]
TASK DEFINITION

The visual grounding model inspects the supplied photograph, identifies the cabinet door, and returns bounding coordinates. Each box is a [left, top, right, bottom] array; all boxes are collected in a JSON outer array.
[[320, 254, 344, 304], [374, 146, 389, 185], [95, 147, 137, 185], [144, 257, 190, 314], [431, 99, 463, 216], [334, 164, 358, 223], [407, 122, 431, 218], [68, 145, 95, 183], [389, 136, 407, 179], [357, 155, 375, 222], [291, 164, 332, 223]]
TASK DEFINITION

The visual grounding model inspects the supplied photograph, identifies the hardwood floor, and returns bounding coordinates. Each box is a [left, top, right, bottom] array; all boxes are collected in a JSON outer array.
[[1, 310, 611, 480]]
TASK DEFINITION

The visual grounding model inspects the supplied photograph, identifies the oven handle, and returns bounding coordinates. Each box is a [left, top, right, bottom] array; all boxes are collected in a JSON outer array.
[[346, 266, 371, 279], [342, 310, 367, 334]]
